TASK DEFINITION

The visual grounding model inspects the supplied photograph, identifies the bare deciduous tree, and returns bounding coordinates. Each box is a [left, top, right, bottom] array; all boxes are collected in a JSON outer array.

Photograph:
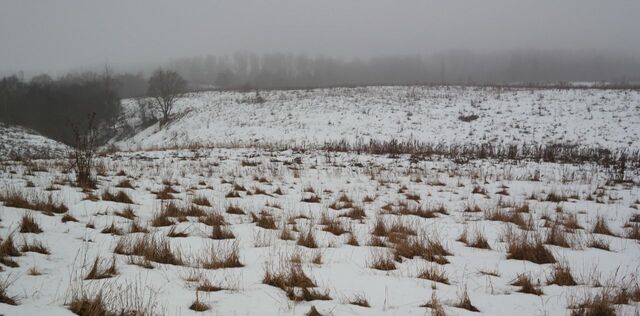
[[71, 112, 98, 188], [147, 69, 186, 125]]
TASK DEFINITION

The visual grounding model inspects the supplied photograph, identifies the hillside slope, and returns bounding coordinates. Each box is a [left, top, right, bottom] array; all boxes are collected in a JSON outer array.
[[0, 123, 68, 160], [112, 85, 640, 151]]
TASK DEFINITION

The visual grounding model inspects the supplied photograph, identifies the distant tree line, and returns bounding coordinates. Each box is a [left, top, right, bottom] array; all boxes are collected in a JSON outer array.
[[0, 70, 123, 145], [168, 51, 640, 89], [0, 68, 189, 145]]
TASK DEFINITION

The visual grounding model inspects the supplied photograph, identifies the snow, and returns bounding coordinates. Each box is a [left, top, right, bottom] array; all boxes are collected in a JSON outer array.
[[112, 86, 640, 151], [1, 86, 639, 315], [0, 123, 68, 160]]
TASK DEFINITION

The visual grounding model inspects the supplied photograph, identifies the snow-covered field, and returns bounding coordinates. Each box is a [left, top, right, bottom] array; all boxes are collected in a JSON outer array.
[[0, 147, 639, 315], [0, 86, 639, 316], [0, 124, 68, 160], [113, 86, 640, 150]]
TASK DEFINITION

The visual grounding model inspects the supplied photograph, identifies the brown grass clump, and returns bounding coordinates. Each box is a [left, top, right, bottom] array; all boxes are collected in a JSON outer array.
[[115, 179, 134, 189], [545, 222, 572, 248], [458, 227, 491, 249], [211, 225, 235, 240], [199, 212, 226, 227], [485, 208, 529, 230], [114, 234, 183, 266], [392, 235, 451, 265], [68, 291, 109, 316], [0, 277, 18, 305], [343, 206, 366, 220], [20, 239, 50, 255], [297, 228, 318, 248], [192, 196, 211, 207], [114, 206, 136, 220], [591, 216, 614, 236], [322, 219, 348, 236], [368, 249, 396, 271], [252, 211, 277, 230], [569, 292, 616, 316], [61, 213, 79, 223], [422, 292, 445, 316], [101, 223, 124, 236], [225, 190, 241, 198], [189, 291, 209, 312], [504, 229, 556, 264], [226, 205, 245, 215], [263, 259, 325, 301], [155, 186, 177, 200], [20, 213, 43, 233], [347, 294, 370, 307], [302, 195, 321, 203], [101, 190, 134, 204], [0, 191, 68, 214], [546, 192, 568, 202], [417, 264, 449, 284], [587, 236, 610, 251], [199, 241, 243, 269], [197, 279, 225, 292], [129, 221, 149, 234], [455, 288, 479, 312], [512, 274, 543, 295], [85, 257, 117, 280], [547, 262, 577, 286]]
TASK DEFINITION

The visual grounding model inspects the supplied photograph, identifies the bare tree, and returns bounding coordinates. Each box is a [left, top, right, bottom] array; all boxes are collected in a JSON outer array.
[[71, 113, 98, 188], [147, 68, 186, 125]]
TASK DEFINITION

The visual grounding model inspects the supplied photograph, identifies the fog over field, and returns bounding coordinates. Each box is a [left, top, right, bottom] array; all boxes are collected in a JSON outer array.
[[1, 0, 640, 82], [1, 2, 640, 316]]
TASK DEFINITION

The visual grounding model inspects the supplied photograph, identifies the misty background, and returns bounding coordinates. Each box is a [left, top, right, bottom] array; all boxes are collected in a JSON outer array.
[[1, 0, 639, 85], [1, 0, 640, 146]]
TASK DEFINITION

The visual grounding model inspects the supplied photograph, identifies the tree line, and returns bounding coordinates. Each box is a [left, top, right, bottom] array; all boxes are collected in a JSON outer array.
[[169, 51, 640, 89], [0, 68, 185, 146]]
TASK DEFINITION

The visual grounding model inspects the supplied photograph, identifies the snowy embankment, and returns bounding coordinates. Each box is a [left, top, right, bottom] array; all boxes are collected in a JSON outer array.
[[112, 86, 640, 151], [0, 124, 68, 160]]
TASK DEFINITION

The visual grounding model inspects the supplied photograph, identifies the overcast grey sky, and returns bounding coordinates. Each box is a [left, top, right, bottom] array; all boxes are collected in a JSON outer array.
[[1, 0, 639, 76]]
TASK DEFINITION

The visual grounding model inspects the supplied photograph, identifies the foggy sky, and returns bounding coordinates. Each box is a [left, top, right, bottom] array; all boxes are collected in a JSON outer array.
[[1, 0, 639, 76]]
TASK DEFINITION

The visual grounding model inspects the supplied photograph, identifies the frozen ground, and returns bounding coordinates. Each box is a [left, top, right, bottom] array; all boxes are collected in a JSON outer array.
[[0, 124, 68, 160], [0, 148, 639, 315], [112, 86, 640, 150], [1, 86, 639, 315]]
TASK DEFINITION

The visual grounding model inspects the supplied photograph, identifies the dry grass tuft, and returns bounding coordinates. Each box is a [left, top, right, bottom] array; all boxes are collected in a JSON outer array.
[[199, 241, 243, 269], [20, 239, 50, 254], [297, 228, 318, 248], [512, 274, 543, 295], [189, 291, 209, 312], [368, 249, 396, 271], [347, 293, 370, 307], [252, 211, 277, 230], [85, 257, 117, 280], [226, 205, 245, 215], [591, 216, 614, 236], [547, 262, 577, 286], [455, 288, 479, 312], [61, 213, 79, 223], [114, 206, 136, 220], [0, 277, 18, 305], [114, 234, 183, 266], [192, 196, 211, 207], [20, 213, 43, 233], [0, 191, 68, 214], [211, 225, 235, 240], [417, 264, 449, 284], [101, 190, 134, 204], [504, 229, 556, 264]]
